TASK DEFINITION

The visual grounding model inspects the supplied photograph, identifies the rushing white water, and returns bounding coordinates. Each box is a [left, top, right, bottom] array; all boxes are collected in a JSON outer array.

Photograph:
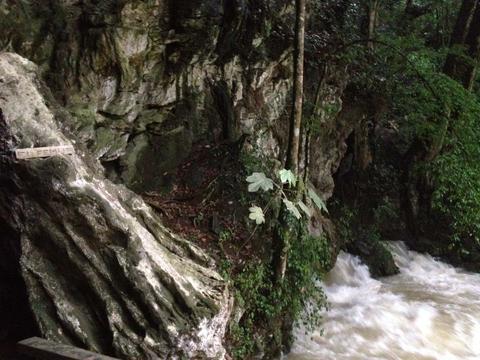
[[289, 242, 480, 360]]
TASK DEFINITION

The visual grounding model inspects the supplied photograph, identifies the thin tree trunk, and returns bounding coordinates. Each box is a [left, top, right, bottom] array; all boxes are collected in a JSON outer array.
[[367, 0, 378, 49], [286, 0, 306, 176], [274, 0, 306, 283], [449, 0, 478, 45], [443, 0, 480, 88], [463, 5, 480, 90]]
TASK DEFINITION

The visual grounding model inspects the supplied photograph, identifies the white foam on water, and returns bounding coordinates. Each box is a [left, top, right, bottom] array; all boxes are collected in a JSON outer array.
[[289, 242, 480, 360]]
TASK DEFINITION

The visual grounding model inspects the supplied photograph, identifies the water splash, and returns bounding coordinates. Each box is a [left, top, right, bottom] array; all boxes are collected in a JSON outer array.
[[289, 242, 480, 360]]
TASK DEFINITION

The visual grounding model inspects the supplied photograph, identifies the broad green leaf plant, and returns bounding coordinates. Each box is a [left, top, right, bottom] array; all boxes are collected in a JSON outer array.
[[246, 172, 274, 192], [248, 205, 266, 225], [246, 169, 327, 224]]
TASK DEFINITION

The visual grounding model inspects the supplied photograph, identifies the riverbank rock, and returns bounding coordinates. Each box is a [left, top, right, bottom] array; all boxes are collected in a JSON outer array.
[[347, 237, 399, 278], [0, 52, 231, 359]]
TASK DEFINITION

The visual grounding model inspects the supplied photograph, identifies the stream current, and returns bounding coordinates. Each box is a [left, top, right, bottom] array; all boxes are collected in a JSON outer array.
[[289, 242, 480, 360]]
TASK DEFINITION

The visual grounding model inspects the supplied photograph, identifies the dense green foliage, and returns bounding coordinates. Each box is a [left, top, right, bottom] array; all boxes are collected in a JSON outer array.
[[219, 148, 332, 359], [222, 221, 330, 359], [388, 30, 480, 250], [336, 0, 480, 258]]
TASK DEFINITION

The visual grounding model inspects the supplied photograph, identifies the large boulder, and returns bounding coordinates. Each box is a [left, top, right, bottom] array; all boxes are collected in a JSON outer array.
[[0, 52, 231, 359]]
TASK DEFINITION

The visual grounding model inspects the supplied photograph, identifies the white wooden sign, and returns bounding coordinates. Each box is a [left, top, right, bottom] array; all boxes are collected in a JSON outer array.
[[15, 145, 75, 160]]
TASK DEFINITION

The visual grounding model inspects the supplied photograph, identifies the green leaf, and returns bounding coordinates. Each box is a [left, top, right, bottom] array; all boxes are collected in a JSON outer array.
[[246, 172, 274, 192], [283, 198, 302, 219], [279, 169, 297, 187], [297, 200, 312, 218], [308, 188, 328, 213], [248, 205, 265, 224]]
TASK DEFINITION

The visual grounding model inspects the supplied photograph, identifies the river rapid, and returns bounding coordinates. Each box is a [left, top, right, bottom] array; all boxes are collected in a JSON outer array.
[[289, 242, 480, 360]]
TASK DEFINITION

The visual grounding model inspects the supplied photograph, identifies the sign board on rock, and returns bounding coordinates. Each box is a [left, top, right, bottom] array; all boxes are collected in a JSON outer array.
[[15, 145, 75, 160]]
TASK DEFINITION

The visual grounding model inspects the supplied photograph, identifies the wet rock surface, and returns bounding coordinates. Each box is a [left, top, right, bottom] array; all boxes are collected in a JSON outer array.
[[0, 0, 359, 222], [0, 53, 231, 359], [0, 0, 294, 192]]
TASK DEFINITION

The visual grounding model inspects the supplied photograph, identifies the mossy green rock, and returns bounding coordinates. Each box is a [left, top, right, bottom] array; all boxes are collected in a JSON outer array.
[[347, 233, 399, 278]]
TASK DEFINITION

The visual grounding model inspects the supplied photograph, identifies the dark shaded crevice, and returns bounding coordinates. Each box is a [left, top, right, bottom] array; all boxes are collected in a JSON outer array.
[[0, 220, 39, 344], [211, 80, 236, 142], [97, 110, 127, 121]]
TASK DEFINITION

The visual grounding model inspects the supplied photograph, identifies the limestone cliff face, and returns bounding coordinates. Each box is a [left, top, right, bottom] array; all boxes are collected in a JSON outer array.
[[0, 0, 295, 192], [0, 1, 358, 200], [0, 52, 230, 359]]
